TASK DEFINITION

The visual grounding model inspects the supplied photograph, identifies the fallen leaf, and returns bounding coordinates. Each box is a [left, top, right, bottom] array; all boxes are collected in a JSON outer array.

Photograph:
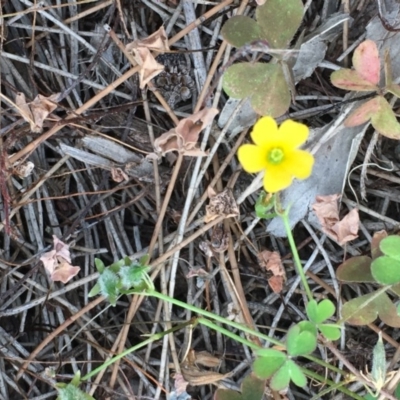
[[40, 236, 80, 283], [15, 92, 59, 133], [312, 195, 359, 245], [205, 187, 239, 223], [173, 373, 189, 396], [153, 108, 219, 157], [330, 208, 359, 245], [111, 167, 129, 182], [181, 349, 229, 386], [258, 250, 286, 293], [9, 155, 35, 178], [186, 267, 210, 279], [126, 26, 169, 89]]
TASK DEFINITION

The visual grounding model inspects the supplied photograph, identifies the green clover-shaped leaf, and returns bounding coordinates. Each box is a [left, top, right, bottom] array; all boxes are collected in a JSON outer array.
[[379, 235, 400, 261], [286, 321, 317, 357], [269, 360, 306, 391], [223, 62, 290, 117], [214, 373, 265, 400], [221, 0, 303, 49], [341, 290, 400, 327], [371, 256, 400, 285], [253, 349, 286, 379]]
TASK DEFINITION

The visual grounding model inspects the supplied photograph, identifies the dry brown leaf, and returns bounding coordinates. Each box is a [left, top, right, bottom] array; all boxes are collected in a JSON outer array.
[[195, 351, 221, 368], [111, 167, 129, 182], [9, 155, 35, 178], [186, 267, 210, 279], [205, 187, 239, 223], [258, 250, 286, 293], [312, 194, 359, 245], [173, 373, 189, 396], [153, 108, 219, 157], [180, 349, 229, 386], [15, 92, 59, 133], [181, 367, 230, 386], [126, 26, 169, 89], [330, 208, 359, 245], [40, 236, 80, 283]]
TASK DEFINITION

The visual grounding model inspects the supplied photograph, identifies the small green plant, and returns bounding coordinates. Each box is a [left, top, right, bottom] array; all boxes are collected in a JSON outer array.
[[214, 374, 265, 400], [331, 39, 400, 139], [56, 371, 95, 400], [337, 232, 400, 327], [221, 0, 303, 117]]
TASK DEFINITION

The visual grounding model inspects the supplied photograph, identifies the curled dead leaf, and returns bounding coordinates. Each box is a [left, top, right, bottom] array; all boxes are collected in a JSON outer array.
[[8, 154, 34, 178], [15, 92, 59, 133], [126, 26, 169, 89], [153, 108, 219, 157], [181, 349, 228, 386], [258, 250, 286, 293], [40, 236, 80, 283], [205, 187, 239, 223], [312, 194, 359, 245]]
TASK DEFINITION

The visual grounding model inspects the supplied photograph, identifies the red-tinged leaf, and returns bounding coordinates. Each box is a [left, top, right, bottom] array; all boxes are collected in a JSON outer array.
[[336, 255, 374, 283], [371, 96, 400, 139], [352, 40, 380, 85], [331, 69, 379, 92], [344, 97, 380, 127], [371, 230, 388, 260]]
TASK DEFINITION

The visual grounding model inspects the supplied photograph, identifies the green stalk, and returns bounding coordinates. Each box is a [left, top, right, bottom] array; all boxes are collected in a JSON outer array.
[[143, 289, 282, 346], [81, 320, 194, 381], [276, 202, 313, 301]]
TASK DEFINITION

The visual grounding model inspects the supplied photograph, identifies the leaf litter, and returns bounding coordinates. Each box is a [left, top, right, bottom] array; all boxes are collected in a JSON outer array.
[[2, 1, 400, 399]]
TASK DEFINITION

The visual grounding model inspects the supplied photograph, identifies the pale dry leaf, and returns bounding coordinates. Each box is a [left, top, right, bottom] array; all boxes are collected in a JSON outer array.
[[126, 26, 169, 89], [256, 0, 266, 4], [312, 195, 359, 245], [268, 275, 284, 294], [173, 373, 189, 396], [331, 208, 359, 245], [111, 167, 129, 182], [186, 267, 210, 279], [40, 236, 80, 283], [153, 108, 219, 157], [15, 92, 59, 133], [12, 159, 34, 178], [258, 250, 286, 293], [132, 26, 169, 53], [195, 351, 221, 368], [181, 367, 230, 386], [205, 188, 239, 223]]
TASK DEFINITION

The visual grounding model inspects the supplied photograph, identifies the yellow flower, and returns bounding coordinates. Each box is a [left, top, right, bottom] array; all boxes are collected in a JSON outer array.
[[238, 117, 314, 193]]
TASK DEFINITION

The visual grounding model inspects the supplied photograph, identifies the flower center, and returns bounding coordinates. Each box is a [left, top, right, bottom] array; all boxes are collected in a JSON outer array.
[[267, 147, 284, 165]]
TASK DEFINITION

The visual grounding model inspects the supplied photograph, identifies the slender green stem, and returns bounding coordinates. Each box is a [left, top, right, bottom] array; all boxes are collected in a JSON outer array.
[[142, 289, 282, 346], [197, 317, 260, 351], [81, 320, 194, 381], [303, 369, 365, 400], [278, 205, 313, 301]]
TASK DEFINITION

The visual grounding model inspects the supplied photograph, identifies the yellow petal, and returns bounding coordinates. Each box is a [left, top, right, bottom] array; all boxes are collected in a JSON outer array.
[[238, 144, 268, 173], [278, 119, 309, 148], [251, 116, 278, 146], [283, 150, 315, 179], [263, 165, 293, 193]]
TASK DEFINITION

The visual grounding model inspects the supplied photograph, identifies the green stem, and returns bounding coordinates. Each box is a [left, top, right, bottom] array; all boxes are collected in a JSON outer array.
[[81, 320, 194, 381], [143, 289, 282, 347], [197, 317, 261, 351], [278, 205, 313, 301]]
